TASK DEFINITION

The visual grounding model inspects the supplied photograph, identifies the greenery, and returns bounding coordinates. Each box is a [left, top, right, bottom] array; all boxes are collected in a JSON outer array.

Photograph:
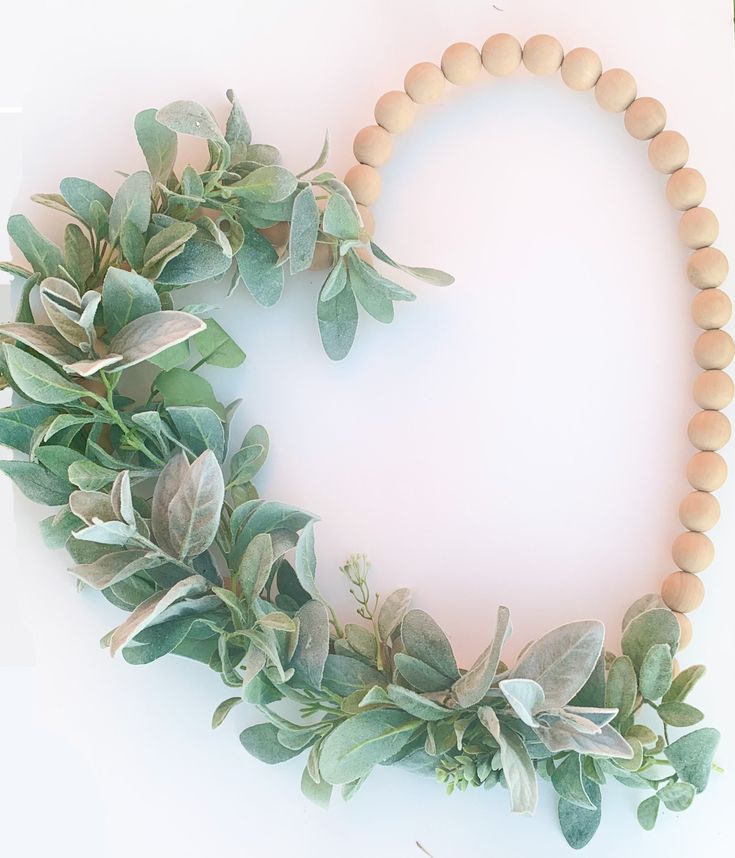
[[0, 94, 720, 850]]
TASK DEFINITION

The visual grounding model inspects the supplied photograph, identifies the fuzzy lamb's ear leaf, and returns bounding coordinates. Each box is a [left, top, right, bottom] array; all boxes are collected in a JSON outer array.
[[622, 593, 666, 630], [2, 343, 89, 405], [377, 588, 412, 642], [7, 214, 64, 278], [477, 706, 538, 814], [452, 605, 511, 708], [151, 452, 190, 556], [638, 643, 673, 701], [108, 310, 205, 370], [317, 280, 358, 361], [664, 727, 720, 792], [156, 100, 225, 144], [401, 610, 459, 681], [109, 171, 152, 245], [239, 722, 302, 764], [550, 753, 597, 810], [237, 533, 274, 602], [134, 108, 178, 186], [621, 608, 680, 671], [662, 664, 706, 704], [167, 450, 225, 559], [224, 89, 251, 163], [558, 779, 602, 849], [499, 678, 545, 726], [605, 655, 637, 722], [290, 600, 330, 691]]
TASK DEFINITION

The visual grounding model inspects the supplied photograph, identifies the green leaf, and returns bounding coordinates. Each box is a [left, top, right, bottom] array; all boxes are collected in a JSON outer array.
[[291, 600, 330, 690], [401, 610, 459, 681], [637, 795, 660, 831], [224, 89, 252, 163], [166, 451, 225, 559], [211, 696, 241, 729], [639, 643, 674, 701], [452, 605, 511, 708], [320, 258, 347, 302], [156, 100, 224, 143], [237, 533, 274, 602], [558, 779, 602, 849], [235, 220, 284, 307], [478, 707, 538, 814], [659, 780, 696, 811], [319, 710, 419, 785], [67, 459, 118, 491], [394, 653, 452, 692], [2, 344, 88, 404], [605, 655, 637, 722], [0, 460, 71, 505], [289, 186, 319, 273], [0, 404, 56, 453], [134, 108, 177, 186], [664, 728, 720, 792], [109, 171, 152, 245], [347, 260, 393, 323], [301, 766, 332, 808], [229, 424, 268, 485], [551, 753, 597, 810], [64, 224, 94, 288], [370, 241, 454, 287], [228, 165, 297, 203], [621, 608, 680, 671], [141, 222, 197, 280], [167, 405, 225, 461], [153, 368, 224, 418], [386, 685, 452, 721], [7, 214, 63, 278], [192, 318, 246, 368], [322, 193, 360, 241], [156, 237, 232, 287], [59, 177, 113, 226], [294, 520, 319, 599], [321, 654, 386, 697], [377, 588, 412, 642], [102, 267, 161, 338], [499, 678, 545, 726], [622, 593, 665, 630], [109, 310, 205, 371], [317, 281, 358, 360], [663, 664, 706, 703], [239, 722, 302, 764], [658, 701, 704, 727]]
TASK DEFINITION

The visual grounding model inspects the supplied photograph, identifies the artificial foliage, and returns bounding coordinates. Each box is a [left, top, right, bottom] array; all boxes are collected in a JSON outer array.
[[0, 94, 720, 849]]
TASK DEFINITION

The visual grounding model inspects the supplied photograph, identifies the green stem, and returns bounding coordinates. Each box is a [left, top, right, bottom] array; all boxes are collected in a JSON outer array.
[[97, 371, 166, 467]]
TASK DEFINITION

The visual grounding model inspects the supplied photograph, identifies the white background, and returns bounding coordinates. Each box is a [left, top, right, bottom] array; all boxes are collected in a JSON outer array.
[[1, 1, 734, 856]]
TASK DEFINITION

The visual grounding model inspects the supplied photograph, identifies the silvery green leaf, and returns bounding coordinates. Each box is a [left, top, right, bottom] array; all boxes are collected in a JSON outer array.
[[347, 262, 393, 324], [394, 653, 452, 693], [664, 728, 719, 792], [322, 193, 360, 241], [229, 424, 268, 486], [31, 192, 77, 217], [218, 217, 244, 255], [154, 369, 225, 421], [509, 620, 604, 710], [659, 780, 696, 812], [71, 548, 161, 589], [0, 404, 56, 453], [294, 520, 320, 600], [2, 343, 88, 404], [621, 608, 680, 671], [344, 624, 377, 661], [297, 130, 330, 178], [12, 270, 40, 322], [561, 706, 617, 729], [141, 221, 197, 280], [349, 252, 416, 302], [167, 406, 225, 461], [211, 696, 241, 729], [108, 310, 205, 370], [63, 355, 123, 377], [622, 593, 666, 630], [558, 780, 602, 849], [7, 214, 63, 277], [64, 224, 94, 288], [109, 171, 152, 245], [317, 281, 358, 360], [181, 165, 204, 199], [151, 452, 190, 554], [145, 336, 189, 371], [156, 100, 225, 144], [570, 652, 606, 708], [167, 450, 225, 559], [289, 186, 319, 273], [134, 108, 177, 186], [319, 709, 419, 785], [551, 753, 597, 810], [67, 459, 118, 491], [663, 664, 706, 703], [386, 685, 452, 721], [40, 505, 82, 549], [0, 323, 82, 366], [313, 176, 360, 218], [291, 600, 330, 690], [224, 89, 251, 163], [499, 678, 545, 726], [658, 701, 704, 727], [401, 610, 459, 681], [0, 460, 71, 505], [88, 199, 110, 239], [102, 267, 161, 338], [39, 280, 91, 350], [237, 532, 274, 602], [321, 654, 386, 697], [228, 165, 297, 203], [370, 241, 454, 287], [452, 605, 511, 708], [377, 588, 412, 642], [69, 489, 115, 525], [639, 642, 673, 701], [301, 766, 332, 809], [536, 720, 633, 759], [239, 722, 301, 764], [477, 707, 538, 814], [73, 518, 138, 546], [320, 258, 347, 303], [0, 260, 32, 278], [637, 795, 660, 831], [192, 318, 246, 368], [59, 177, 113, 226], [235, 221, 284, 306], [605, 655, 637, 721]]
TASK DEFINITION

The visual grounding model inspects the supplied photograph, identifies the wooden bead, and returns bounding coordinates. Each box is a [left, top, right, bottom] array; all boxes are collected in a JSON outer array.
[[441, 42, 482, 85], [357, 204, 375, 236], [595, 68, 637, 113], [662, 571, 705, 612], [648, 130, 689, 173], [666, 168, 706, 211], [560, 47, 602, 91], [404, 62, 445, 104], [694, 330, 735, 369], [672, 658, 682, 678], [688, 410, 732, 451], [678, 491, 721, 532], [678, 207, 719, 249], [344, 164, 381, 206], [693, 370, 734, 410], [353, 125, 393, 167], [481, 33, 522, 76], [375, 90, 417, 133], [692, 289, 732, 330], [259, 221, 289, 248], [523, 35, 563, 76], [624, 97, 667, 141], [310, 241, 335, 271], [687, 451, 728, 492], [687, 247, 729, 289], [674, 612, 693, 650], [672, 530, 714, 573]]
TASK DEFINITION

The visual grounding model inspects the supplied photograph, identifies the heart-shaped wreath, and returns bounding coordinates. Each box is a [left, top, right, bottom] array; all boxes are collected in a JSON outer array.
[[0, 33, 728, 850]]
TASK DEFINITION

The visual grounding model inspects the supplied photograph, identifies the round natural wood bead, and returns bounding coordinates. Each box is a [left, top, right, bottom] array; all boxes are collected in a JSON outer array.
[[672, 658, 682, 678], [693, 370, 734, 410], [357, 204, 375, 236], [648, 130, 689, 173], [560, 47, 602, 91], [662, 571, 705, 612], [481, 33, 522, 76], [624, 97, 667, 141], [692, 289, 732, 330], [688, 410, 732, 451], [679, 491, 721, 532], [344, 164, 381, 207], [404, 62, 445, 104], [595, 68, 637, 113], [672, 531, 714, 573], [666, 168, 706, 211], [694, 330, 735, 369], [678, 207, 719, 249], [522, 35, 563, 76], [353, 125, 393, 167], [687, 247, 729, 289], [441, 42, 482, 85], [310, 241, 335, 272], [687, 451, 728, 492], [259, 221, 289, 248], [674, 612, 693, 650], [375, 90, 417, 133]]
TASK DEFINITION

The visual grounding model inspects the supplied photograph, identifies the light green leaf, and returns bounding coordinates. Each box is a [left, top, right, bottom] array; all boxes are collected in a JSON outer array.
[[156, 100, 224, 144], [211, 696, 242, 729], [551, 753, 597, 810], [109, 171, 152, 245], [386, 684, 452, 721], [239, 722, 302, 764], [134, 108, 177, 185], [0, 460, 71, 505], [320, 258, 347, 302], [59, 177, 113, 226], [235, 220, 284, 306], [347, 260, 393, 323], [108, 310, 205, 370], [639, 643, 674, 701], [622, 593, 666, 630], [7, 214, 63, 278], [621, 608, 680, 671], [141, 221, 197, 280], [394, 653, 452, 692], [605, 655, 637, 722], [2, 343, 88, 404], [291, 600, 330, 690], [558, 780, 602, 849], [499, 678, 545, 726], [294, 520, 319, 599], [370, 241, 454, 287], [377, 588, 412, 642], [0, 404, 56, 453], [452, 605, 511, 708], [237, 533, 274, 602], [167, 405, 225, 461], [637, 795, 660, 830], [102, 267, 161, 338], [68, 459, 119, 491], [153, 367, 224, 418], [166, 450, 225, 559], [658, 701, 704, 727], [228, 165, 297, 203], [289, 186, 319, 273], [663, 664, 706, 704], [301, 766, 332, 808], [322, 193, 360, 241], [192, 318, 246, 368], [478, 707, 538, 814], [659, 780, 696, 811], [317, 281, 358, 360], [321, 654, 386, 698], [64, 223, 94, 288], [156, 236, 232, 286], [229, 424, 268, 485], [225, 89, 251, 163], [401, 610, 459, 681]]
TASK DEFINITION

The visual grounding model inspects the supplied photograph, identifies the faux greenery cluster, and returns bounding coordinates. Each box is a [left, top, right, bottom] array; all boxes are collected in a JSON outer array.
[[0, 95, 720, 850]]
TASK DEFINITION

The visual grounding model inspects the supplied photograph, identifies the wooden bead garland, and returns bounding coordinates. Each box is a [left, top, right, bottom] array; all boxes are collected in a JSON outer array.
[[340, 35, 731, 651]]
